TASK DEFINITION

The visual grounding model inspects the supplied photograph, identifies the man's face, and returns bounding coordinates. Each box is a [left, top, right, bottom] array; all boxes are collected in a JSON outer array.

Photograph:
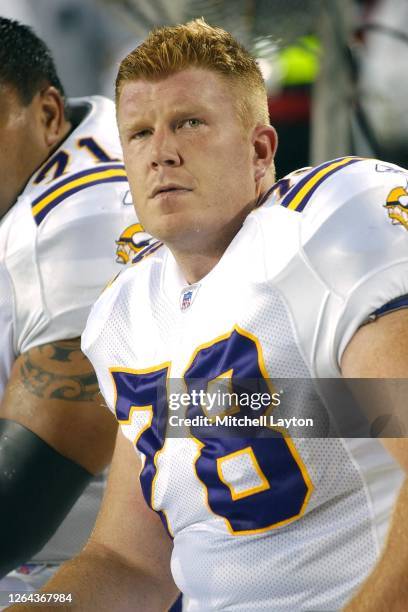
[[0, 83, 48, 217], [117, 68, 259, 254]]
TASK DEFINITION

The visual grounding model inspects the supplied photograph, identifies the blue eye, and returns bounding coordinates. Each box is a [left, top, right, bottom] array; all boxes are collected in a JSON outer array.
[[180, 118, 202, 129]]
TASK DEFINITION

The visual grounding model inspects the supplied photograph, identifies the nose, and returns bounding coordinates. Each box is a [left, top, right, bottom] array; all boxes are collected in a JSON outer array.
[[150, 129, 181, 169]]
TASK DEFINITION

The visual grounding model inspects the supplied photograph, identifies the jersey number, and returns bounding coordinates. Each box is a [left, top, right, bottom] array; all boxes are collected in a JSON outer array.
[[111, 328, 312, 535], [34, 137, 119, 184]]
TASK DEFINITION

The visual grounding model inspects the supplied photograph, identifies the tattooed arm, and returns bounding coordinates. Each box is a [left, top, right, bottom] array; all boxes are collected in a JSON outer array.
[[0, 339, 118, 574], [0, 338, 117, 474]]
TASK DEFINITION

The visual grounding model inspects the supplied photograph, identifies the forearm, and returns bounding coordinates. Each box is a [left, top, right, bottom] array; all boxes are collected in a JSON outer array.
[[7, 542, 177, 612], [0, 418, 92, 577], [344, 478, 408, 611]]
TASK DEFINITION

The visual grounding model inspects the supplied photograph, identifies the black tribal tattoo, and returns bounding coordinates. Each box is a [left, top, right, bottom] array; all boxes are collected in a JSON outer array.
[[19, 338, 100, 402]]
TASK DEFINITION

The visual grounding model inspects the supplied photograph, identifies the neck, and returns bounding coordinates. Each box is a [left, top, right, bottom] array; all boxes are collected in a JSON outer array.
[[173, 246, 230, 285], [171, 176, 276, 284]]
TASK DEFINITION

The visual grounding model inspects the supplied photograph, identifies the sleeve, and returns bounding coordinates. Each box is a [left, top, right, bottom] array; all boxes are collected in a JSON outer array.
[[15, 181, 137, 354], [300, 160, 408, 376]]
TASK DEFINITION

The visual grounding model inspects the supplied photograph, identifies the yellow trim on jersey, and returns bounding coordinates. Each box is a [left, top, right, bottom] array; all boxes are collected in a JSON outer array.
[[286, 156, 358, 211], [32, 167, 127, 216]]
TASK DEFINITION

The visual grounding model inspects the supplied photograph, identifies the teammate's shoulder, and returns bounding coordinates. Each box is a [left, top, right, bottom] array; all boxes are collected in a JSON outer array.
[[21, 96, 128, 229], [67, 95, 119, 150]]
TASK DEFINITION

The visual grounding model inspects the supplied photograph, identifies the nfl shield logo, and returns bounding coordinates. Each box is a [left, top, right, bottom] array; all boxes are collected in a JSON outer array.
[[180, 283, 200, 311], [181, 290, 193, 310]]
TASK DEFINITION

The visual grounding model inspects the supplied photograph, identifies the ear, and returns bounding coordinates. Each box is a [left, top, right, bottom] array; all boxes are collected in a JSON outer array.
[[252, 124, 278, 183], [38, 86, 68, 149]]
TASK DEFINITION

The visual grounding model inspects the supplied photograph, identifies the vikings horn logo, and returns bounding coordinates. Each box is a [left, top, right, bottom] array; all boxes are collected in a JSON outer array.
[[384, 185, 408, 231], [116, 223, 153, 264]]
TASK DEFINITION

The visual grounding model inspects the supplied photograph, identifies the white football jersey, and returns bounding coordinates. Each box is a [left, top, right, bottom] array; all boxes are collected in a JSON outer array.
[[83, 157, 408, 611], [0, 96, 152, 563]]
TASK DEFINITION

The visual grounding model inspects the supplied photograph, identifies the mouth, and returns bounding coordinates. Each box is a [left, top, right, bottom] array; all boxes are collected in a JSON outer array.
[[151, 184, 192, 198]]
